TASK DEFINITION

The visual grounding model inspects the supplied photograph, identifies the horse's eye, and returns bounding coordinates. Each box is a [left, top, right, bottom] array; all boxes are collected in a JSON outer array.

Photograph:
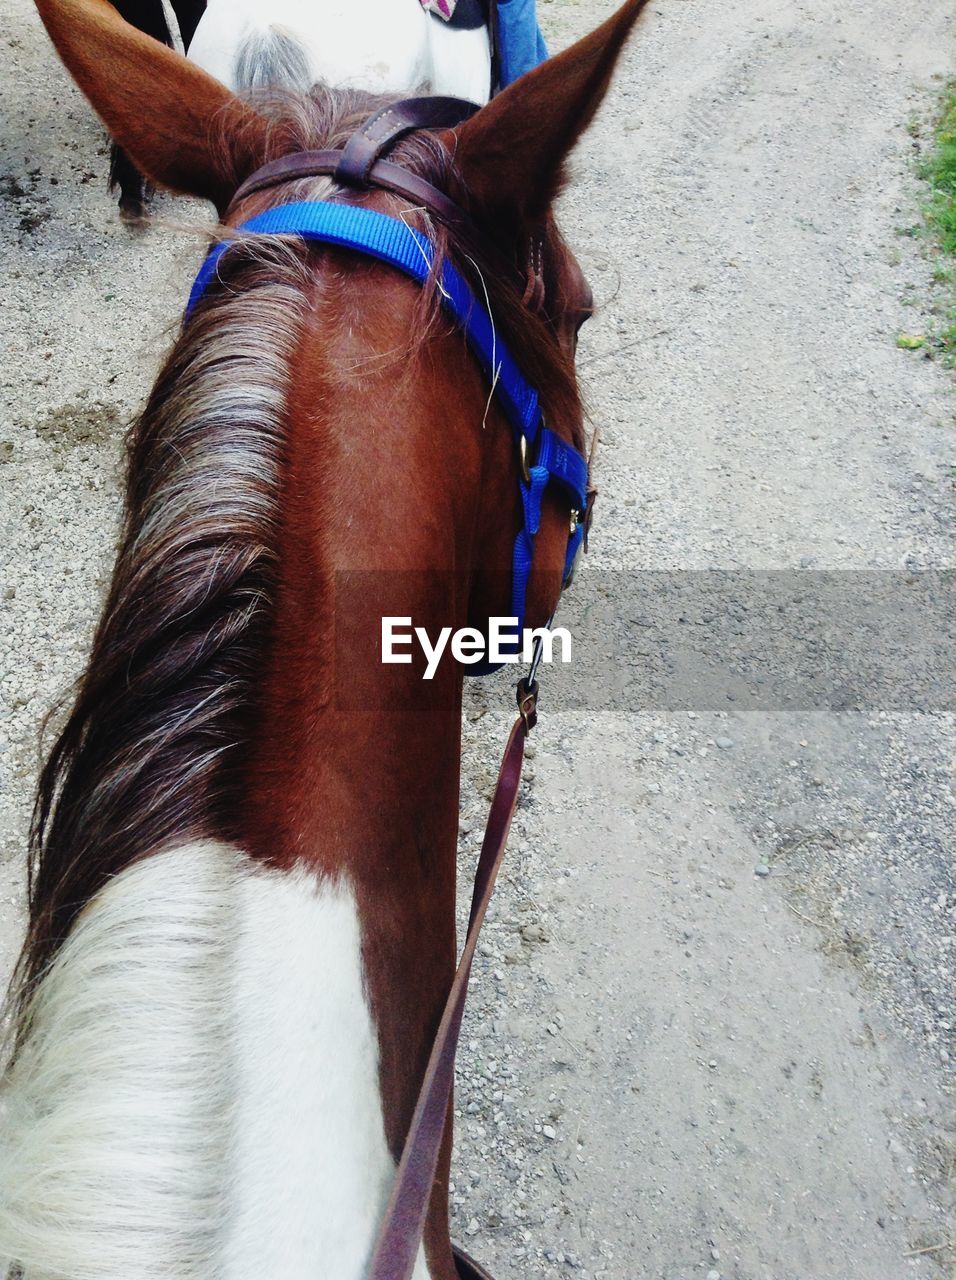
[[573, 279, 594, 332]]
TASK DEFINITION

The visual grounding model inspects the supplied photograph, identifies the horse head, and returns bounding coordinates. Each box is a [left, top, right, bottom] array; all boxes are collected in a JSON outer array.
[[2, 4, 651, 1277]]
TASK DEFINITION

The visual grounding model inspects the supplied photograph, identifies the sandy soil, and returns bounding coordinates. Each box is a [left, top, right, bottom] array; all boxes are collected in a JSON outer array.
[[1, 0, 954, 1277]]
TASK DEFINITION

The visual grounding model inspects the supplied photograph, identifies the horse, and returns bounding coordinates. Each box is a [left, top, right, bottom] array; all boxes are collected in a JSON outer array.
[[108, 0, 494, 218], [108, 0, 206, 216], [0, 0, 649, 1274]]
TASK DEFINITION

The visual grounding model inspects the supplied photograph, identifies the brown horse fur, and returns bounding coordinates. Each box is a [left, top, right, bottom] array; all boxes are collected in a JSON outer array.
[[7, 1, 653, 1275]]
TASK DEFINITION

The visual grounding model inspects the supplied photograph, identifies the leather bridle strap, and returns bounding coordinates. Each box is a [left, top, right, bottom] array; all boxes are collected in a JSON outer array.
[[335, 96, 478, 184], [227, 97, 529, 295], [232, 95, 477, 207], [233, 151, 485, 246], [235, 154, 528, 296], [367, 680, 538, 1280]]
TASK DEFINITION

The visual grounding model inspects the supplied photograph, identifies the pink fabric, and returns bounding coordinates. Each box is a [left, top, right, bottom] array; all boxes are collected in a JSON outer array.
[[418, 0, 457, 19]]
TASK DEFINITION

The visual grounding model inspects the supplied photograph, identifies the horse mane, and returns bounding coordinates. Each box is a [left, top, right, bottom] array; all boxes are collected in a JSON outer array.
[[8, 83, 585, 1044], [8, 247, 310, 1041]]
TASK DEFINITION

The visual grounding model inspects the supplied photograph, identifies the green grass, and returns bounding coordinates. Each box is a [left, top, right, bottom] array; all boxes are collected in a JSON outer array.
[[918, 82, 956, 361], [920, 83, 956, 253]]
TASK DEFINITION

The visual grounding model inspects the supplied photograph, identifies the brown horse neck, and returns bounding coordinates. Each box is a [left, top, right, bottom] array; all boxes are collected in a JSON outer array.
[[238, 256, 515, 1279], [239, 254, 504, 877]]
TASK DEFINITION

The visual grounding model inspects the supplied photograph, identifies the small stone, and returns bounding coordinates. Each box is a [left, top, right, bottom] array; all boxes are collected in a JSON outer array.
[[707, 1271, 721, 1280], [542, 1124, 557, 1140], [715, 736, 733, 749], [521, 923, 549, 944], [466, 1217, 480, 1237], [754, 863, 771, 877]]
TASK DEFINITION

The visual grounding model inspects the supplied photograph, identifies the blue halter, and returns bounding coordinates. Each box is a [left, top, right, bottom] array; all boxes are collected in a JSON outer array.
[[186, 200, 588, 647]]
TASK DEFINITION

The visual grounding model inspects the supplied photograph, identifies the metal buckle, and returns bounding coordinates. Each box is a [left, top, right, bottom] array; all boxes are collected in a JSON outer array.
[[516, 676, 538, 733], [519, 434, 531, 485]]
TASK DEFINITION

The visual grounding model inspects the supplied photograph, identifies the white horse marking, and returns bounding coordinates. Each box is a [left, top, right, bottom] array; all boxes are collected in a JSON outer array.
[[0, 842, 431, 1279]]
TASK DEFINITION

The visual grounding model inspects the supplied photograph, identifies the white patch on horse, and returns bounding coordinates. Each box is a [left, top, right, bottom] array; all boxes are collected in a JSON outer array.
[[188, 0, 490, 104], [0, 842, 431, 1280]]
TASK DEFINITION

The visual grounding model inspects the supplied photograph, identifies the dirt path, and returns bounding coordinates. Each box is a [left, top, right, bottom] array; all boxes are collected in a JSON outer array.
[[1, 0, 954, 1278]]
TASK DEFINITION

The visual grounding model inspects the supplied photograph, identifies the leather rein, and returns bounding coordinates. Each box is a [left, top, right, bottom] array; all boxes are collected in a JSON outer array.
[[216, 97, 584, 1280], [369, 678, 539, 1280]]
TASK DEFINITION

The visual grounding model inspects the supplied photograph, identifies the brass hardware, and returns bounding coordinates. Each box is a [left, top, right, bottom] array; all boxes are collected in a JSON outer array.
[[569, 509, 580, 534], [519, 435, 531, 485]]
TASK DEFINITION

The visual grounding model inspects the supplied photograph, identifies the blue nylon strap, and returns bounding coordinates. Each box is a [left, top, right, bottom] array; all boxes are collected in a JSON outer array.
[[534, 426, 588, 512], [187, 199, 591, 674], [510, 462, 549, 624], [188, 201, 542, 443]]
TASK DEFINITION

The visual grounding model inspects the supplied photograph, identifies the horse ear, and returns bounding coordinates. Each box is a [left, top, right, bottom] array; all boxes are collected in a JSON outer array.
[[34, 0, 265, 211], [450, 0, 651, 227]]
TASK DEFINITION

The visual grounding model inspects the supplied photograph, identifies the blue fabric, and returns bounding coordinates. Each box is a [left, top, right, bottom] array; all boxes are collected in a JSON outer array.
[[186, 199, 588, 666], [535, 427, 588, 515], [497, 0, 548, 86], [187, 202, 543, 442], [511, 463, 548, 628]]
